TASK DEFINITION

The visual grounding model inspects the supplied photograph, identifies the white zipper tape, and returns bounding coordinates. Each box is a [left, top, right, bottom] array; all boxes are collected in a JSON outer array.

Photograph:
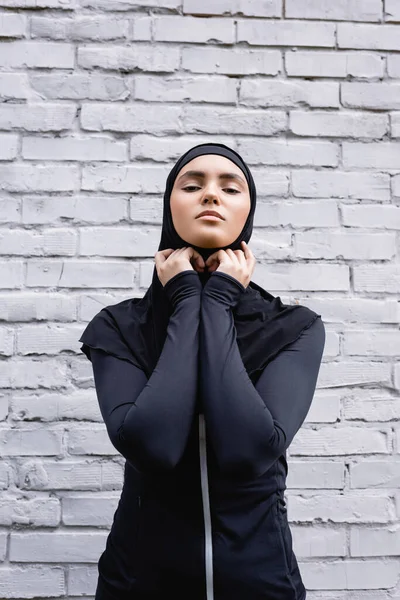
[[199, 414, 214, 600]]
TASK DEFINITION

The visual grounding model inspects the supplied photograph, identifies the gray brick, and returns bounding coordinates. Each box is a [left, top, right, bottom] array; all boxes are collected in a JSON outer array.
[[81, 0, 179, 8], [342, 82, 400, 110], [153, 16, 234, 43], [0, 73, 29, 100], [285, 0, 382, 21], [0, 566, 65, 599], [0, 134, 18, 160], [183, 106, 287, 135], [10, 531, 108, 562], [31, 16, 130, 40], [343, 142, 400, 169], [30, 73, 130, 101], [237, 19, 335, 47], [240, 80, 339, 108], [134, 74, 237, 104], [0, 103, 76, 131], [0, 164, 79, 192], [78, 44, 179, 72], [0, 13, 26, 37], [292, 170, 390, 200], [183, 0, 281, 17], [0, 41, 74, 68], [22, 136, 128, 161], [181, 46, 281, 75], [81, 103, 181, 133], [338, 23, 400, 50], [290, 111, 388, 138], [286, 50, 384, 78], [0, 0, 74, 5], [385, 0, 400, 21]]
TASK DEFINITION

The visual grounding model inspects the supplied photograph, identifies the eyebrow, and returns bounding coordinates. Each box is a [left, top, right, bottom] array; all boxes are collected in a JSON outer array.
[[177, 170, 246, 185]]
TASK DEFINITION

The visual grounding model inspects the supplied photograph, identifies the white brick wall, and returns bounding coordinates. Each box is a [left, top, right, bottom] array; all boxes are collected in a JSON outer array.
[[0, 1, 399, 599]]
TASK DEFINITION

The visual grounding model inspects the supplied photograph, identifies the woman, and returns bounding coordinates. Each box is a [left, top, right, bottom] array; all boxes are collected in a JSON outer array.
[[79, 142, 325, 600]]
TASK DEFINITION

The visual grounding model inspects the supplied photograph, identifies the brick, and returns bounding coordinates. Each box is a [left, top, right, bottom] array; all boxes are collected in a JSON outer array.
[[292, 525, 346, 557], [78, 44, 179, 72], [296, 231, 395, 260], [0, 135, 18, 161], [0, 229, 76, 256], [18, 459, 123, 491], [82, 165, 170, 193], [130, 134, 237, 163], [392, 113, 400, 137], [0, 104, 75, 131], [385, 0, 400, 21], [290, 111, 387, 138], [338, 23, 400, 50], [81, 103, 181, 133], [0, 291, 76, 320], [80, 227, 161, 257], [18, 323, 87, 355], [81, 0, 179, 8], [30, 73, 129, 101], [287, 461, 345, 489], [22, 196, 128, 224], [236, 139, 339, 167], [0, 566, 65, 599], [183, 106, 287, 135], [304, 559, 400, 589], [22, 136, 128, 161], [0, 41, 74, 68], [0, 165, 79, 192], [291, 493, 392, 523], [68, 425, 118, 456], [351, 460, 400, 488], [341, 203, 400, 229], [237, 19, 335, 47], [351, 526, 400, 556], [292, 170, 390, 200], [343, 142, 400, 169], [153, 16, 234, 43], [31, 16, 130, 40], [181, 46, 281, 75], [342, 82, 400, 110], [62, 494, 119, 526], [388, 55, 400, 77], [286, 50, 384, 78], [0, 427, 63, 456], [0, 495, 60, 526], [0, 13, 26, 37], [344, 330, 400, 356], [134, 75, 237, 104], [183, 0, 281, 17], [0, 0, 74, 5], [0, 358, 68, 388], [290, 426, 388, 455], [0, 261, 24, 290], [27, 260, 134, 289], [285, 0, 382, 21], [69, 566, 98, 596], [10, 531, 108, 562], [11, 392, 102, 422], [354, 265, 400, 293], [0, 73, 29, 100], [240, 80, 339, 108]]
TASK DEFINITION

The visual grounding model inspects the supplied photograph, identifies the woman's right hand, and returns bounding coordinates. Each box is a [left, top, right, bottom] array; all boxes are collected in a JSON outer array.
[[154, 247, 206, 288]]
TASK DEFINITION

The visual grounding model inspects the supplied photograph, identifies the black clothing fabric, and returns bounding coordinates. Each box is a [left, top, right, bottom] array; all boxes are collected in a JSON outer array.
[[78, 142, 325, 598], [82, 270, 324, 599]]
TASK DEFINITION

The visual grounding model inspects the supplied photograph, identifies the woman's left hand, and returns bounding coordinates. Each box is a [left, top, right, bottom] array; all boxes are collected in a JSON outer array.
[[204, 241, 256, 289]]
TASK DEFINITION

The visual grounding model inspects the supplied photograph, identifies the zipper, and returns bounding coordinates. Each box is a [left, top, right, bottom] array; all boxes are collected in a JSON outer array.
[[199, 413, 214, 600]]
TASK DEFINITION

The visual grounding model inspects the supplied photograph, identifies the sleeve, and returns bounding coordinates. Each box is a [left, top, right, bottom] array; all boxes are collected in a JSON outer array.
[[200, 271, 325, 480], [84, 270, 202, 473]]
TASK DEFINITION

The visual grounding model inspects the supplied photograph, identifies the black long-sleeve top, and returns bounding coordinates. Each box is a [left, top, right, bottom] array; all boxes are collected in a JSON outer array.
[[89, 270, 325, 479], [86, 269, 325, 600]]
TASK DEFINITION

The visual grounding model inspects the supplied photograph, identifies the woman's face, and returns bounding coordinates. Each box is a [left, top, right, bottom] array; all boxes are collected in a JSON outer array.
[[170, 154, 251, 249]]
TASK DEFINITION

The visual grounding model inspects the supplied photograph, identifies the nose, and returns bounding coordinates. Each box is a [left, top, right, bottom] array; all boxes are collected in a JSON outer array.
[[202, 183, 220, 204]]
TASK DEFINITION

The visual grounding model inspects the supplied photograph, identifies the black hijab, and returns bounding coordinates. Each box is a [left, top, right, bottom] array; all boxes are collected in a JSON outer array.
[[79, 142, 321, 385]]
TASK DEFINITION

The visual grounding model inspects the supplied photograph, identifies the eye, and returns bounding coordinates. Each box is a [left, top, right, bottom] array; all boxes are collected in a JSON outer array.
[[182, 186, 201, 192], [224, 188, 240, 194]]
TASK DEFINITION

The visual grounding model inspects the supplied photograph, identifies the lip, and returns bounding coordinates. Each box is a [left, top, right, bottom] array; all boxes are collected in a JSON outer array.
[[196, 211, 224, 220]]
